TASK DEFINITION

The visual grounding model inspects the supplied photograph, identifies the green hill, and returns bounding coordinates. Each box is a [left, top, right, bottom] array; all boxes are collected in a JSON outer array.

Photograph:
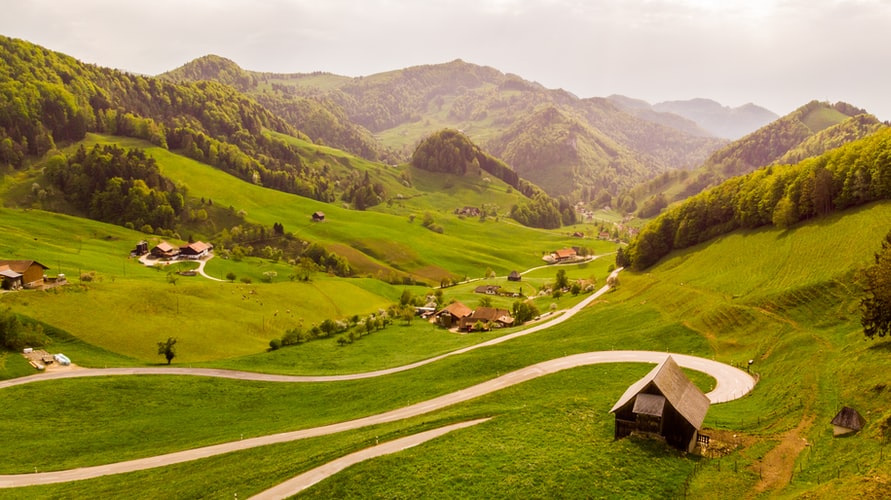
[[624, 126, 891, 270], [632, 101, 885, 207], [169, 56, 726, 199]]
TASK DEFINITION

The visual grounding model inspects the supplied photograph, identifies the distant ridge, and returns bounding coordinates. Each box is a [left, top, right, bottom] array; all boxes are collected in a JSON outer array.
[[652, 98, 779, 140]]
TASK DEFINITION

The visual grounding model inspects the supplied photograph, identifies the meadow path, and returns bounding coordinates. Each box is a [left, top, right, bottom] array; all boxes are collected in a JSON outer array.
[[0, 267, 756, 491]]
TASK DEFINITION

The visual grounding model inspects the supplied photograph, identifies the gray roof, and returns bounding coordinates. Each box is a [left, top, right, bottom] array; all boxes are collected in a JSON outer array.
[[610, 355, 710, 430], [633, 393, 666, 417], [831, 406, 865, 431]]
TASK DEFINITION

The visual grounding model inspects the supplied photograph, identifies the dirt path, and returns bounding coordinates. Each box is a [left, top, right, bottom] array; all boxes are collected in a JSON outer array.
[[749, 414, 815, 497]]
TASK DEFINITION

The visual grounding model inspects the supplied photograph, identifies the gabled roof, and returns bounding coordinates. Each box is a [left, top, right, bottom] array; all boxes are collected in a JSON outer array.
[[468, 307, 511, 323], [610, 355, 710, 430], [831, 406, 865, 431], [181, 241, 211, 253], [153, 241, 176, 253], [554, 248, 576, 258], [437, 301, 472, 319], [0, 260, 48, 272]]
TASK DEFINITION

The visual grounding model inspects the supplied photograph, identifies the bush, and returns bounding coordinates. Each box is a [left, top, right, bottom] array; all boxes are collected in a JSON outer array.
[[226, 272, 236, 281]]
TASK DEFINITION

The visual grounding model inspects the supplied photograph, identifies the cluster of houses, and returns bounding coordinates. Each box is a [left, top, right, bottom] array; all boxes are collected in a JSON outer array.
[[430, 301, 514, 332], [0, 260, 61, 290], [133, 240, 214, 260]]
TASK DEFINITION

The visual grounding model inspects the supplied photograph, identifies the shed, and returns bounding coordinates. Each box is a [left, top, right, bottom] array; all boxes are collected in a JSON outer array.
[[831, 406, 865, 437], [312, 211, 326, 222], [0, 260, 48, 289], [610, 355, 710, 452], [508, 271, 522, 282]]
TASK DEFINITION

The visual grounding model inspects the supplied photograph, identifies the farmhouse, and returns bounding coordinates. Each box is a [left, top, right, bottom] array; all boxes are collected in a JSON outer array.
[[543, 247, 579, 264], [831, 406, 865, 437], [432, 301, 473, 328], [474, 284, 501, 295], [0, 260, 49, 290], [151, 241, 179, 259], [460, 307, 514, 331], [610, 355, 710, 453], [179, 241, 213, 259]]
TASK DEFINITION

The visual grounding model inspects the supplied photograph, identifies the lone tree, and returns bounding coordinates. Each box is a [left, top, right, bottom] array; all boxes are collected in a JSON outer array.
[[157, 337, 178, 365], [862, 230, 891, 339]]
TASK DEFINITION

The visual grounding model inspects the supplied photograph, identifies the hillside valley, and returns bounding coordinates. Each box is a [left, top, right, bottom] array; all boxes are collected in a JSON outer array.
[[1, 33, 891, 499]]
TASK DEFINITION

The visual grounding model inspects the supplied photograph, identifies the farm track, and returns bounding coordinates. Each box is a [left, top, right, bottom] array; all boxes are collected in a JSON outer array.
[[0, 268, 756, 492]]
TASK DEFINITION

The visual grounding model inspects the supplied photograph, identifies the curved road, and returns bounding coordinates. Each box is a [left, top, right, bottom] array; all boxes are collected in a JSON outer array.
[[0, 270, 622, 391], [0, 350, 753, 488], [0, 267, 756, 491]]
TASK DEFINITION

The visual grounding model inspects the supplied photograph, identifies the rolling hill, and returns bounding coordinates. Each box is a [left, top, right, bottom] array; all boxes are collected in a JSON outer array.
[[162, 56, 727, 199]]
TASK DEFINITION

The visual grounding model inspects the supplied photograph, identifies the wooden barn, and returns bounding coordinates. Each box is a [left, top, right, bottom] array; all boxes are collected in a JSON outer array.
[[508, 270, 522, 282], [831, 406, 865, 437], [610, 355, 710, 452], [0, 260, 48, 290]]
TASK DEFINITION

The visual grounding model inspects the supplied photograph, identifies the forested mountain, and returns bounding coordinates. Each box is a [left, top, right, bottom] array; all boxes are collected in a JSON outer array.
[[168, 56, 727, 200], [0, 35, 425, 209], [160, 55, 391, 162], [630, 101, 885, 207], [622, 127, 891, 270]]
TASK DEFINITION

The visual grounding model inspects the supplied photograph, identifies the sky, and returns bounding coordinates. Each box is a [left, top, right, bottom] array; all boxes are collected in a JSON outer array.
[[1, 0, 889, 120]]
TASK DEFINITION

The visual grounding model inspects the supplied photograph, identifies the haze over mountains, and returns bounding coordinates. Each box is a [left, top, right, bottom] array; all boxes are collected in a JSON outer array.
[[608, 96, 779, 140]]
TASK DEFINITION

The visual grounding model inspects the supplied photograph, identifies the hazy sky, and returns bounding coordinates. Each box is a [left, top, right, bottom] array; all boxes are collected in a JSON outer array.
[[1, 0, 889, 120]]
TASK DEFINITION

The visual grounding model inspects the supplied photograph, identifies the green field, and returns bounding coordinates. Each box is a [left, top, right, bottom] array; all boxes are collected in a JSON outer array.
[[1, 166, 890, 496]]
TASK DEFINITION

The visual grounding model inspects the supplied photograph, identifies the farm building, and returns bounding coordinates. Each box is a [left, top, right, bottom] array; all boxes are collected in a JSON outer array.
[[508, 271, 522, 282], [0, 260, 48, 290], [312, 211, 326, 222], [474, 284, 501, 295], [151, 241, 179, 259], [460, 307, 514, 331], [831, 406, 865, 437], [433, 301, 473, 328], [180, 241, 213, 259], [610, 355, 710, 453]]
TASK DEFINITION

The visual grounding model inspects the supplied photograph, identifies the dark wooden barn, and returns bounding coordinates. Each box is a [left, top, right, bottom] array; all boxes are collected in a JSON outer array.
[[610, 355, 710, 452]]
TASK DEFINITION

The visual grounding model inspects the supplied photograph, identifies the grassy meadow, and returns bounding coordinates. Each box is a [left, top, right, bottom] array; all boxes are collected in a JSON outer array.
[[1, 136, 890, 497]]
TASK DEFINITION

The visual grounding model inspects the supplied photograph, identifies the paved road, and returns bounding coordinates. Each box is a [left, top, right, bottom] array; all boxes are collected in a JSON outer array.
[[0, 267, 756, 491], [0, 350, 753, 488], [0, 270, 622, 390], [248, 418, 492, 500]]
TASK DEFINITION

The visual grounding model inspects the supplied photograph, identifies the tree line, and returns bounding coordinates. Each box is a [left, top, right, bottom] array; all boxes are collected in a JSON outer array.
[[624, 127, 891, 270]]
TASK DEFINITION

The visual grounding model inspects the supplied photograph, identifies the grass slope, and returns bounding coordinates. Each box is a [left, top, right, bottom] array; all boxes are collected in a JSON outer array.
[[2, 199, 889, 496], [80, 134, 609, 281]]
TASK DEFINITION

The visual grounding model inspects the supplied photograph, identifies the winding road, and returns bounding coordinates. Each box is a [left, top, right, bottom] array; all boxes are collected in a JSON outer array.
[[0, 267, 757, 495]]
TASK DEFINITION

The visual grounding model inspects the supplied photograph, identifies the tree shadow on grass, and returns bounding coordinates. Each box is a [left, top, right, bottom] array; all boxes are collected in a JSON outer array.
[[867, 338, 891, 351]]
